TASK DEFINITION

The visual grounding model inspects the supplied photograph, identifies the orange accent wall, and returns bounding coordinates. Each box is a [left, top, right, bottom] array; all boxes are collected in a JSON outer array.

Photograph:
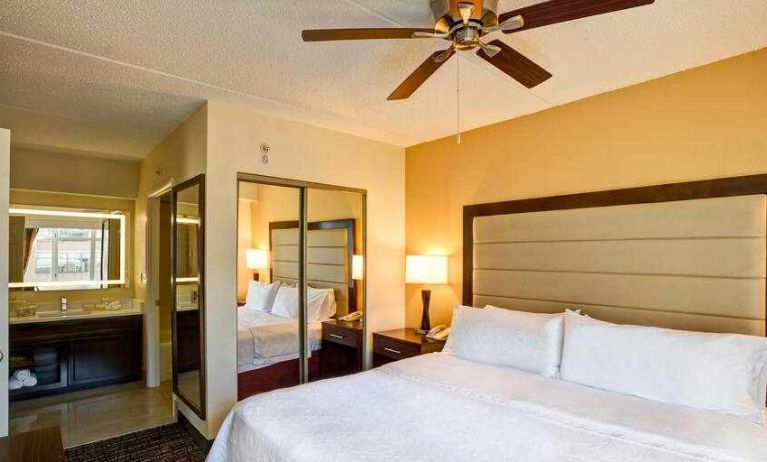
[[405, 47, 767, 327]]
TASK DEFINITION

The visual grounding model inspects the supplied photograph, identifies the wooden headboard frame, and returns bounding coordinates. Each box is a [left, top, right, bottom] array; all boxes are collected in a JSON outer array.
[[463, 174, 767, 335], [269, 218, 357, 312]]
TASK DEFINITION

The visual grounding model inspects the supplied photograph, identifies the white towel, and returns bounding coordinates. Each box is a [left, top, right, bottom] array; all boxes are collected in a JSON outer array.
[[22, 374, 37, 387], [13, 369, 31, 382], [9, 378, 22, 390]]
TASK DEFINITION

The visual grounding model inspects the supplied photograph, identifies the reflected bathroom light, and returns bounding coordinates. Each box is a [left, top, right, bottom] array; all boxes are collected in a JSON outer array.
[[177, 217, 201, 225]]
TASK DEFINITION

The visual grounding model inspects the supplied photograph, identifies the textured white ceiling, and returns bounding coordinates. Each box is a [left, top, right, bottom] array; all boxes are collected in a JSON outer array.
[[1, 0, 766, 158]]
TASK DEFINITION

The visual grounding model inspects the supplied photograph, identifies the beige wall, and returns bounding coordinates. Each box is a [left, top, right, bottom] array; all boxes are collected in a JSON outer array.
[[133, 104, 207, 434], [11, 146, 138, 198], [405, 47, 767, 327], [134, 104, 207, 302], [205, 100, 405, 438]]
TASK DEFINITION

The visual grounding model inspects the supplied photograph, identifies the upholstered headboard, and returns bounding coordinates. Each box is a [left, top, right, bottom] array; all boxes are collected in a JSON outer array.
[[270, 219, 356, 317], [463, 175, 767, 336]]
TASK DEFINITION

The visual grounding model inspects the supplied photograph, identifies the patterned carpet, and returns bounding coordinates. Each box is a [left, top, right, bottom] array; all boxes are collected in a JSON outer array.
[[65, 423, 206, 462]]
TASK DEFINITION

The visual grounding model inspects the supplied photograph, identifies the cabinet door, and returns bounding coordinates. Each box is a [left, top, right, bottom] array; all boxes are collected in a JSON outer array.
[[69, 334, 140, 386]]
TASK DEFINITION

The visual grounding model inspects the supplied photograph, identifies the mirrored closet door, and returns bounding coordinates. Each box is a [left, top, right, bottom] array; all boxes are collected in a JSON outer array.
[[236, 175, 366, 400], [306, 188, 365, 383], [237, 181, 302, 398], [171, 174, 206, 419]]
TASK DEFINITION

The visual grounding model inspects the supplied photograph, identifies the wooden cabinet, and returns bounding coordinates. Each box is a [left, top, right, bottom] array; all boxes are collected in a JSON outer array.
[[9, 315, 143, 400], [372, 328, 445, 367], [320, 320, 363, 379]]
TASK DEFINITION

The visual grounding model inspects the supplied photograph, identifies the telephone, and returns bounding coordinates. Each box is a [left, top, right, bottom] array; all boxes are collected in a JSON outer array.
[[339, 311, 363, 322], [425, 325, 450, 340]]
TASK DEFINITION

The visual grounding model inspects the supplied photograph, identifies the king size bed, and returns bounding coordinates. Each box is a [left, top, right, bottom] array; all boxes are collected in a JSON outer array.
[[213, 175, 767, 461]]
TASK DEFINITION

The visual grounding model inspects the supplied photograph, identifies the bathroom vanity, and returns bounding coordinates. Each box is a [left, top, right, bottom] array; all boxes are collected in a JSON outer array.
[[9, 311, 142, 400]]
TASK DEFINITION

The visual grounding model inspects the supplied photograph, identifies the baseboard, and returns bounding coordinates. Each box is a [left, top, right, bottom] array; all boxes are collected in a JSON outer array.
[[177, 412, 214, 454]]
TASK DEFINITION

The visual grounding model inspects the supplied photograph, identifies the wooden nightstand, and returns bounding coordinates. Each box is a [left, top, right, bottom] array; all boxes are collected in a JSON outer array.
[[372, 328, 445, 367], [320, 319, 363, 379]]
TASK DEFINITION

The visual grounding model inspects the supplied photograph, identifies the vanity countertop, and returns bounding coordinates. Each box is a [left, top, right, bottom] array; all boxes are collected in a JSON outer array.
[[10, 307, 143, 324]]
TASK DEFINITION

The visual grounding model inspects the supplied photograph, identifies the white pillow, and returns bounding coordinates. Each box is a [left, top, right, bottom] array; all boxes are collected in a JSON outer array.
[[560, 312, 767, 423], [244, 281, 281, 313], [271, 286, 331, 321], [445, 305, 564, 378], [307, 287, 334, 321], [312, 287, 337, 320]]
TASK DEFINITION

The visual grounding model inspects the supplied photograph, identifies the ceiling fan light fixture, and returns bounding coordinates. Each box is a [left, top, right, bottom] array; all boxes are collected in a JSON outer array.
[[457, 2, 475, 25]]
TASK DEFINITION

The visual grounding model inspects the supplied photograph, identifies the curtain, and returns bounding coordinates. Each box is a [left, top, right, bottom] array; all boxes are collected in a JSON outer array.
[[23, 228, 38, 274]]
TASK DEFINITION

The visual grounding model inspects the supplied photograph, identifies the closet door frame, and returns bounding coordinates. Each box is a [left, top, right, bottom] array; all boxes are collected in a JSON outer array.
[[237, 173, 367, 381]]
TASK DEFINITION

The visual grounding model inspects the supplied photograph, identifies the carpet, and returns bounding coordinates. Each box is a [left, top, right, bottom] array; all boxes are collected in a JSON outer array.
[[65, 423, 206, 462]]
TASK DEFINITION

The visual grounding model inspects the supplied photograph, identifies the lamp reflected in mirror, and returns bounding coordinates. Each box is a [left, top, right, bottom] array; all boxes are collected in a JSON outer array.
[[246, 248, 269, 281]]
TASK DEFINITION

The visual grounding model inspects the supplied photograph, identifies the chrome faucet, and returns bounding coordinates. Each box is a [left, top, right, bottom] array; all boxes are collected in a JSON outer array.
[[60, 297, 68, 313]]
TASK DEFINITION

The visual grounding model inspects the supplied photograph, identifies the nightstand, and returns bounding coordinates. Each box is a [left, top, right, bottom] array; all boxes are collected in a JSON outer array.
[[320, 319, 363, 379], [372, 328, 445, 367]]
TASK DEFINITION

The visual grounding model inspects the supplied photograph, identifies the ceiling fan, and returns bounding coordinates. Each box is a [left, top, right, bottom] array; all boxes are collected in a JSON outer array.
[[302, 0, 655, 100]]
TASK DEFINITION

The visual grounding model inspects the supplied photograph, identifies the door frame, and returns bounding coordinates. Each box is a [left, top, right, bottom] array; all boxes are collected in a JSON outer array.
[[144, 182, 172, 388]]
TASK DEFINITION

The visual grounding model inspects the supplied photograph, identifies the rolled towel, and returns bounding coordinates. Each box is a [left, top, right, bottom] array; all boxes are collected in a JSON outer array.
[[9, 378, 22, 390], [13, 369, 31, 382], [22, 374, 37, 387]]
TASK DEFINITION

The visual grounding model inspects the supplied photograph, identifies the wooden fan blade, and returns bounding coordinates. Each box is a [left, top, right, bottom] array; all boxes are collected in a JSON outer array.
[[498, 0, 654, 33], [477, 40, 552, 89], [388, 49, 456, 100], [302, 28, 435, 42]]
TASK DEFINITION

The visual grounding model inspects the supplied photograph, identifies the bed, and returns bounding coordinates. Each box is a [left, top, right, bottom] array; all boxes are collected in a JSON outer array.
[[216, 175, 767, 460], [237, 219, 357, 399], [213, 353, 767, 462]]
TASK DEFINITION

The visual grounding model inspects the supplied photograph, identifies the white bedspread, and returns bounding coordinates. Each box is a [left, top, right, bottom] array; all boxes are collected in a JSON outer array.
[[210, 353, 767, 462], [237, 310, 323, 371]]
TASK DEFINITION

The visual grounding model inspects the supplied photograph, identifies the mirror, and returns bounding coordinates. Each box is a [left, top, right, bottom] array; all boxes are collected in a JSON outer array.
[[8, 207, 125, 290], [236, 181, 302, 399], [235, 177, 366, 401], [172, 175, 205, 419], [306, 188, 365, 382]]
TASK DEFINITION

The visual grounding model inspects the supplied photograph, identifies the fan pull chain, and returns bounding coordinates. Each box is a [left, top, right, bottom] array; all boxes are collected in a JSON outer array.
[[456, 55, 461, 144]]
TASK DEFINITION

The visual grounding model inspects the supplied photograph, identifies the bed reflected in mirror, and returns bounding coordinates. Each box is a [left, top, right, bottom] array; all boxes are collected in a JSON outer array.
[[236, 178, 366, 400], [172, 175, 205, 418], [237, 181, 302, 399]]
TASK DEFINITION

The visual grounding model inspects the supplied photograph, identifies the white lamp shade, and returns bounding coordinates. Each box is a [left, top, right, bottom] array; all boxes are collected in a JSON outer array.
[[405, 255, 448, 285], [246, 248, 268, 270], [352, 255, 364, 280]]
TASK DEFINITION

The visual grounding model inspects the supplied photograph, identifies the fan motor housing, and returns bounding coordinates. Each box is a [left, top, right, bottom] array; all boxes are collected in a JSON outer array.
[[431, 0, 499, 34]]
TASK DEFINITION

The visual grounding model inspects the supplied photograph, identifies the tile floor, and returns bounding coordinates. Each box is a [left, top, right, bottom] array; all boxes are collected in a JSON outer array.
[[10, 381, 174, 448]]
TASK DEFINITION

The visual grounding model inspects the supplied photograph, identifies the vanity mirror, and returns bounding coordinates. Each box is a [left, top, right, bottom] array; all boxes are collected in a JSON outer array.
[[8, 206, 126, 290]]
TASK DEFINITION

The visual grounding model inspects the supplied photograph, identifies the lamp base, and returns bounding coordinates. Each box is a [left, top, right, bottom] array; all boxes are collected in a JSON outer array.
[[252, 272, 260, 282], [417, 289, 431, 335]]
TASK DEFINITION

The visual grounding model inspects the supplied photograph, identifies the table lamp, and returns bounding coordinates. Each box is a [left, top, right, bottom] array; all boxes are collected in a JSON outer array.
[[406, 255, 448, 334], [246, 248, 268, 282]]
